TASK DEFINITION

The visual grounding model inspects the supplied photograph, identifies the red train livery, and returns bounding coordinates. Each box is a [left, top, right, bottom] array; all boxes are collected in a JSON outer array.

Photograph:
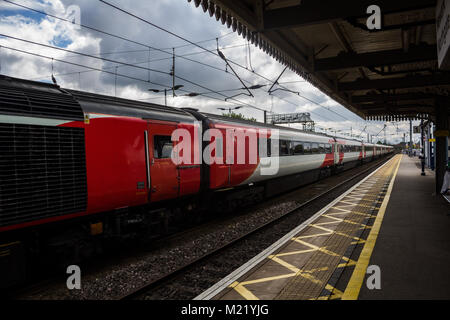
[[0, 76, 392, 288]]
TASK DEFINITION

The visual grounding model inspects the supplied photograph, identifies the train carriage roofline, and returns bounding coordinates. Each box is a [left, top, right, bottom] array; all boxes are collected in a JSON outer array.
[[193, 111, 368, 145], [0, 74, 197, 124], [69, 89, 197, 123]]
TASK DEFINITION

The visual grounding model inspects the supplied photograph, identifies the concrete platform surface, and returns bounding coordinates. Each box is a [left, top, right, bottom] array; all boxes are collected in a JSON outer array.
[[359, 155, 450, 299]]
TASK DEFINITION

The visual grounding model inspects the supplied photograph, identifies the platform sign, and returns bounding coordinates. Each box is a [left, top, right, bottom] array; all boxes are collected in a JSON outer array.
[[413, 126, 421, 134], [437, 0, 450, 69]]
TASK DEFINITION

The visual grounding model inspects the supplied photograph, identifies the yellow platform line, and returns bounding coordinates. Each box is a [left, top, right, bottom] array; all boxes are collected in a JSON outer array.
[[225, 156, 399, 301], [230, 282, 260, 300], [0, 241, 20, 248], [268, 256, 301, 273], [272, 248, 317, 257], [296, 232, 331, 239], [341, 155, 402, 300], [240, 273, 297, 286], [293, 238, 340, 257]]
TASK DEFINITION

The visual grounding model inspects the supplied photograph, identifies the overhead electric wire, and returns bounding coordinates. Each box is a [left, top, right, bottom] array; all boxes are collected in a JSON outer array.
[[4, 0, 366, 123], [0, 44, 265, 116], [98, 0, 368, 123], [2, 0, 244, 80], [40, 42, 249, 82], [0, 44, 248, 110], [0, 33, 269, 111], [0, 44, 168, 87], [5, 0, 324, 117], [66, 42, 248, 60]]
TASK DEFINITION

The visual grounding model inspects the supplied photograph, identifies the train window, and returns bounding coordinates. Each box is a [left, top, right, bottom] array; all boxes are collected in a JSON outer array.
[[154, 135, 173, 159], [259, 137, 271, 157], [311, 143, 319, 154], [292, 141, 304, 155], [318, 144, 325, 154], [279, 140, 290, 156], [302, 142, 311, 154], [325, 144, 332, 153]]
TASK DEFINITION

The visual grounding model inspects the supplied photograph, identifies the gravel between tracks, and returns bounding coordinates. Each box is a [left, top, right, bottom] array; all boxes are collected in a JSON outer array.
[[18, 159, 388, 300]]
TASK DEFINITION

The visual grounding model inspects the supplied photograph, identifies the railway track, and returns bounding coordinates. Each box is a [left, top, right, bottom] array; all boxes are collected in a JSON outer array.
[[119, 155, 394, 300]]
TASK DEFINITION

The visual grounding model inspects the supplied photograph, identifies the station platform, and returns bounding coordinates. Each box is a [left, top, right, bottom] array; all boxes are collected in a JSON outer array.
[[195, 155, 450, 300]]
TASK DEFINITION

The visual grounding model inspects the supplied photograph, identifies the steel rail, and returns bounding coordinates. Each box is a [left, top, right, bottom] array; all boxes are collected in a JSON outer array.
[[118, 155, 394, 300]]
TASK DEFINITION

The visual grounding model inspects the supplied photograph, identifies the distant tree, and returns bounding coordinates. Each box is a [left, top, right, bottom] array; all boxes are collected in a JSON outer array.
[[222, 112, 257, 122]]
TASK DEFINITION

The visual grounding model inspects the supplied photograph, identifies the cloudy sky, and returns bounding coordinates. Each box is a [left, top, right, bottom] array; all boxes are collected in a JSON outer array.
[[0, 0, 419, 144]]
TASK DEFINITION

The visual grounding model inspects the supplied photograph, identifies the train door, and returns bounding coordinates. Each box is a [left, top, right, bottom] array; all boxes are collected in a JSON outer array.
[[335, 144, 344, 164], [334, 143, 340, 164], [148, 122, 179, 202]]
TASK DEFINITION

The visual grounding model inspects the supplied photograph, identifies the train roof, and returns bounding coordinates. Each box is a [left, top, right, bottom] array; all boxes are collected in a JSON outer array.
[[68, 89, 196, 123], [0, 75, 196, 123], [199, 111, 335, 138], [198, 112, 374, 145], [0, 75, 394, 148]]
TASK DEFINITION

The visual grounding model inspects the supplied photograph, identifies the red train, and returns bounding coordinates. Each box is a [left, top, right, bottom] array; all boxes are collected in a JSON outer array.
[[0, 75, 392, 288]]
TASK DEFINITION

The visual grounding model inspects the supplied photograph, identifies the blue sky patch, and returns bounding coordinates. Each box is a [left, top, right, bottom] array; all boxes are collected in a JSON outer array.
[[52, 34, 72, 48], [0, 9, 46, 23]]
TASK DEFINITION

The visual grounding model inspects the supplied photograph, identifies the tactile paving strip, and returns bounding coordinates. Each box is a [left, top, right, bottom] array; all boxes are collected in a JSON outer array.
[[214, 155, 401, 300]]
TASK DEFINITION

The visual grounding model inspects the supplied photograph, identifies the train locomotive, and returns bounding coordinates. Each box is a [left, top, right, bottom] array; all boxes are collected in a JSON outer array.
[[0, 75, 393, 288]]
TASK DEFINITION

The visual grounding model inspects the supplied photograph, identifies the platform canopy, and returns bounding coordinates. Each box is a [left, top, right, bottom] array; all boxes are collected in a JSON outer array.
[[188, 0, 450, 122]]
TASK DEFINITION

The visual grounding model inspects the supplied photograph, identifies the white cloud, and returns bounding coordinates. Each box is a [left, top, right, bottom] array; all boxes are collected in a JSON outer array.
[[0, 0, 419, 144]]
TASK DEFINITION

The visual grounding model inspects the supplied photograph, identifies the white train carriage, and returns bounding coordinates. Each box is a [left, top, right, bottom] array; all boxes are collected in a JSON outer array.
[[243, 128, 335, 187], [334, 138, 364, 169]]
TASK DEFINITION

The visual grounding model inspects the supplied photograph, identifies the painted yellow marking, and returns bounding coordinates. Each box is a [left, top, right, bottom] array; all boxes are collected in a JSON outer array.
[[340, 259, 356, 268], [233, 283, 260, 300], [321, 214, 344, 222], [226, 157, 399, 301], [241, 273, 297, 286], [331, 206, 353, 213], [305, 258, 356, 274], [316, 285, 344, 300], [327, 285, 344, 296], [309, 224, 336, 233], [293, 238, 340, 257], [314, 221, 340, 226], [329, 287, 344, 300], [342, 155, 402, 300], [268, 256, 300, 273], [351, 239, 366, 245], [334, 231, 363, 242], [272, 248, 316, 257], [314, 219, 366, 229], [0, 241, 20, 248], [0, 250, 11, 257]]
